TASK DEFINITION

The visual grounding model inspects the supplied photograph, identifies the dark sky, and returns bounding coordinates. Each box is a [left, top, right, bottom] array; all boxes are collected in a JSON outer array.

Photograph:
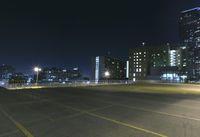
[[0, 0, 200, 76]]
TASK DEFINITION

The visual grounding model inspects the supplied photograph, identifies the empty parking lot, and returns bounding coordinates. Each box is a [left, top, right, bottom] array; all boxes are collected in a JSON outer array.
[[0, 85, 200, 137]]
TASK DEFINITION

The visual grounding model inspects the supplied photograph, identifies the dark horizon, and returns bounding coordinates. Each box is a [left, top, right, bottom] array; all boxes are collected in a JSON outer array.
[[0, 1, 200, 76]]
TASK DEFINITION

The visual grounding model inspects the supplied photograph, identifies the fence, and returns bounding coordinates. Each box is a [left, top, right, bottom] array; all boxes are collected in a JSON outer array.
[[4, 80, 134, 90]]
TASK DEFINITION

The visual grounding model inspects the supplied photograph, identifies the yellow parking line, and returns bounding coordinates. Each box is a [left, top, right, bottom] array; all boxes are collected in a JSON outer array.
[[52, 103, 168, 137], [15, 122, 34, 137], [57, 103, 168, 137], [20, 93, 167, 137], [0, 108, 34, 137], [53, 105, 114, 121], [87, 112, 168, 137]]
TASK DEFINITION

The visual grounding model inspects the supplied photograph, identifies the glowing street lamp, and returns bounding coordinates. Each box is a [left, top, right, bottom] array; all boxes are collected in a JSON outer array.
[[104, 71, 110, 83], [34, 67, 42, 85], [105, 71, 110, 77]]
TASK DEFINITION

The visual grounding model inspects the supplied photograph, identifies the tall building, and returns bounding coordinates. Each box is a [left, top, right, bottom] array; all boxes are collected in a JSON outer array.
[[92, 56, 126, 83], [179, 7, 200, 81], [129, 44, 183, 82], [129, 46, 148, 81]]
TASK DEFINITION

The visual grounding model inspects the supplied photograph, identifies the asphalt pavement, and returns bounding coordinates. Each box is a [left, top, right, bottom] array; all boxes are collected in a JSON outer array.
[[0, 87, 200, 137]]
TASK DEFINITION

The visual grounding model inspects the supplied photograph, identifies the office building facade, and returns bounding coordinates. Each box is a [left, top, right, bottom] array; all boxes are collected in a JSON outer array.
[[40, 67, 82, 83], [129, 44, 184, 82], [92, 56, 126, 83], [179, 7, 200, 81]]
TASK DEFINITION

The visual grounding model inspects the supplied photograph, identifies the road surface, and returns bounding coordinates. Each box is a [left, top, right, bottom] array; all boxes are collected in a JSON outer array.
[[0, 87, 200, 137]]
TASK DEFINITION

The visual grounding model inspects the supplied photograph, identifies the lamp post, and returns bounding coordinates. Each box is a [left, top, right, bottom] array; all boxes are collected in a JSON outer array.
[[104, 71, 110, 83], [34, 67, 42, 86]]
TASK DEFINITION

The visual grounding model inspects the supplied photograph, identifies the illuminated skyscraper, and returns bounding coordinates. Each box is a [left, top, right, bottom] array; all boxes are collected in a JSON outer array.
[[179, 7, 200, 81]]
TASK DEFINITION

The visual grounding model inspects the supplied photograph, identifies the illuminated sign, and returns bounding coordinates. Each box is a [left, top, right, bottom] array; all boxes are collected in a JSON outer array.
[[95, 56, 100, 83]]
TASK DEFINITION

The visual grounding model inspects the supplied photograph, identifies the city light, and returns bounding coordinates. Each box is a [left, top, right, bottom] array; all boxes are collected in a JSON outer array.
[[34, 67, 42, 85], [34, 67, 42, 72], [104, 71, 110, 77], [95, 56, 100, 84]]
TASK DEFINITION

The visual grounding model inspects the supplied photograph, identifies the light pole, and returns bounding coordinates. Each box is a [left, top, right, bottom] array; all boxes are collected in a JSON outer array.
[[104, 71, 110, 83], [34, 67, 42, 86]]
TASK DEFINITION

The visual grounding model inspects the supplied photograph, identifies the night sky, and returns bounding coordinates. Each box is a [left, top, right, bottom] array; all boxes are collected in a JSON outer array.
[[0, 0, 200, 76]]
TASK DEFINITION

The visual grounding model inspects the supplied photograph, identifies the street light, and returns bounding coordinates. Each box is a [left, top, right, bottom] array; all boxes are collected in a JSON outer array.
[[105, 71, 110, 77], [34, 67, 42, 86], [104, 71, 110, 83]]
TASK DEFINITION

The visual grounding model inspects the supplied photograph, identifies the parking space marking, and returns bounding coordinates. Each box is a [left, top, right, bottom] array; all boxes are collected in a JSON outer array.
[[80, 91, 200, 110], [53, 103, 167, 137], [23, 93, 167, 137], [52, 105, 114, 122], [0, 130, 19, 137], [87, 112, 168, 137], [51, 93, 200, 122], [48, 101, 168, 137], [3, 100, 48, 106], [10, 91, 200, 122], [93, 99, 200, 122], [0, 107, 34, 137]]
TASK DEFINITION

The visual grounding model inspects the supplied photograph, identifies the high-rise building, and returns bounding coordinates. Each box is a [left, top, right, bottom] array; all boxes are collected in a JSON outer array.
[[179, 7, 200, 81], [92, 56, 126, 83], [129, 46, 148, 81], [129, 44, 183, 82]]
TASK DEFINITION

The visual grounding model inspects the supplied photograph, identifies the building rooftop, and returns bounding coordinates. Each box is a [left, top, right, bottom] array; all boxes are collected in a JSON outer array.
[[181, 7, 200, 13]]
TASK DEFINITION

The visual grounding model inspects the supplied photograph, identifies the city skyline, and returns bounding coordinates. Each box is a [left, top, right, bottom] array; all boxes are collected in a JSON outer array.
[[0, 1, 200, 76]]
